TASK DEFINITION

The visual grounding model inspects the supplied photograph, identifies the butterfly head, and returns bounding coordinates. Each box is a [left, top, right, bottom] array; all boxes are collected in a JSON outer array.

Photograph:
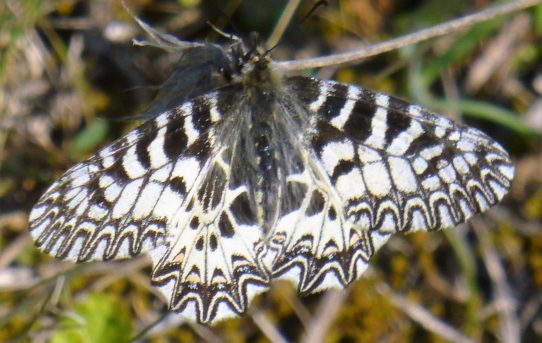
[[243, 32, 272, 66], [229, 32, 280, 86]]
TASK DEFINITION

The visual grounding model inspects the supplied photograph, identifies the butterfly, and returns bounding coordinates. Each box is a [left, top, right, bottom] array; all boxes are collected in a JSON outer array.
[[28, 28, 514, 324]]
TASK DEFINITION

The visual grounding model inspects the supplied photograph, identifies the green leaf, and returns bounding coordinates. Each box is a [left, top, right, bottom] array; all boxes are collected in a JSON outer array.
[[51, 293, 132, 343], [534, 4, 542, 35], [457, 99, 540, 139], [420, 19, 503, 87], [68, 119, 108, 160]]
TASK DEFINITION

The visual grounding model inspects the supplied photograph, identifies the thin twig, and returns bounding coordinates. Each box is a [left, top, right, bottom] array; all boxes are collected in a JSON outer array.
[[130, 312, 170, 342], [266, 0, 301, 49], [301, 289, 347, 343], [251, 311, 289, 343], [277, 282, 312, 328], [276, 0, 542, 71], [378, 283, 477, 343], [120, 0, 203, 52], [471, 218, 520, 343]]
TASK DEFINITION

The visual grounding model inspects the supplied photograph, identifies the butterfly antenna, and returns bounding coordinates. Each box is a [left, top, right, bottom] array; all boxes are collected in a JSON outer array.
[[206, 21, 242, 43], [300, 0, 328, 24]]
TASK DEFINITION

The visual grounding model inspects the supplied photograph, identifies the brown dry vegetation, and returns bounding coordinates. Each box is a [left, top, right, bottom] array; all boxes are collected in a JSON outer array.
[[1, 0, 542, 342]]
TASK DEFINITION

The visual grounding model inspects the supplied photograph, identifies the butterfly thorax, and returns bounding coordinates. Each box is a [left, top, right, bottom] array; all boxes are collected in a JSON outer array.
[[176, 35, 295, 237]]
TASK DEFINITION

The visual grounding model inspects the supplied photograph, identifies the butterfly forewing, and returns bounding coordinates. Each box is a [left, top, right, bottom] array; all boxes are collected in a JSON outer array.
[[285, 76, 513, 232], [28, 109, 181, 262]]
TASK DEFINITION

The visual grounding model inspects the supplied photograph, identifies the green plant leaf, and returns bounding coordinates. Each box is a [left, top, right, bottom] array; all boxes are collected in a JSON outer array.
[[51, 293, 132, 343], [68, 120, 108, 160]]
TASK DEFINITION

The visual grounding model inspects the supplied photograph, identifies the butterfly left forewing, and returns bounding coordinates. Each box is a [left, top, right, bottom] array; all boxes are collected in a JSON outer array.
[[27, 106, 191, 262]]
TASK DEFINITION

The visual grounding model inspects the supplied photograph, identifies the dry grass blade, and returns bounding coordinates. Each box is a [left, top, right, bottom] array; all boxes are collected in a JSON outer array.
[[465, 13, 532, 93], [266, 0, 301, 49], [277, 0, 542, 70], [301, 289, 347, 343], [472, 218, 520, 343], [378, 283, 477, 343]]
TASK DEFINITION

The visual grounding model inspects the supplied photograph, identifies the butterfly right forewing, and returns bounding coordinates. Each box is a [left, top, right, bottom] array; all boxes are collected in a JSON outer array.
[[286, 76, 514, 234]]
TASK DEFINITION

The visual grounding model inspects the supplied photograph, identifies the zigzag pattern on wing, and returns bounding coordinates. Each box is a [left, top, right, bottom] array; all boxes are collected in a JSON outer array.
[[149, 144, 270, 324], [265, 154, 391, 294]]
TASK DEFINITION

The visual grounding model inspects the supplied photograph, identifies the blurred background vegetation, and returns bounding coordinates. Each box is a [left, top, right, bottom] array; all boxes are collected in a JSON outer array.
[[1, 0, 542, 342]]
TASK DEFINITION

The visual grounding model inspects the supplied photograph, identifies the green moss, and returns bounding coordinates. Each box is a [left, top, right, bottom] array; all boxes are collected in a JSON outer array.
[[51, 293, 132, 343]]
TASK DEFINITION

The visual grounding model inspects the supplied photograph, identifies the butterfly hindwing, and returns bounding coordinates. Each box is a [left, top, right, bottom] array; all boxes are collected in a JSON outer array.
[[265, 143, 392, 293], [148, 129, 271, 323]]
